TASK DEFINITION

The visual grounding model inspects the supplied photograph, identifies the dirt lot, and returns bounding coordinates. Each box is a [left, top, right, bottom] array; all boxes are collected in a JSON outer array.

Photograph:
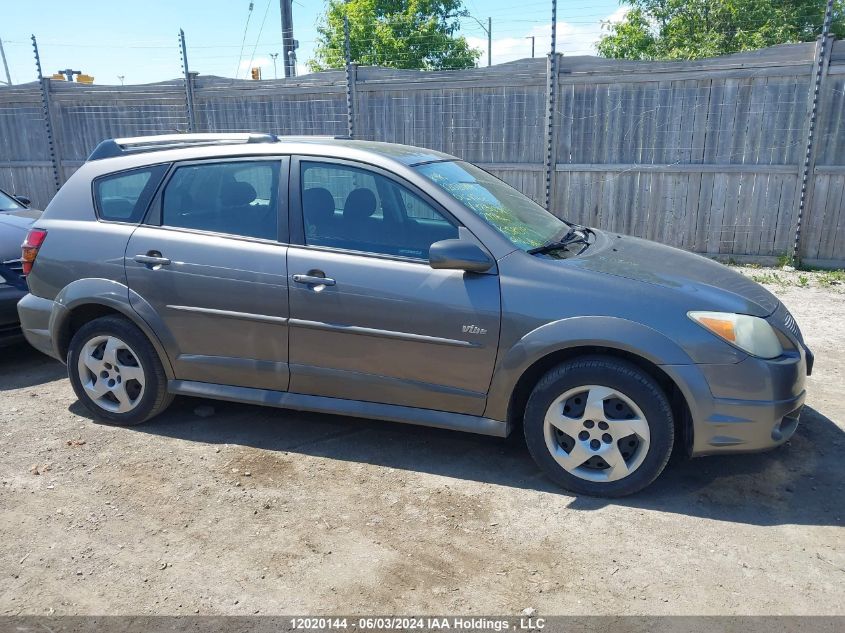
[[1, 267, 843, 616]]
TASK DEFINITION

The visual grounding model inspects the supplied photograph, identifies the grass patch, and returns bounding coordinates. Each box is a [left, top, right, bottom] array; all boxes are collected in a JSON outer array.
[[751, 272, 788, 286], [817, 270, 845, 287], [776, 254, 795, 268]]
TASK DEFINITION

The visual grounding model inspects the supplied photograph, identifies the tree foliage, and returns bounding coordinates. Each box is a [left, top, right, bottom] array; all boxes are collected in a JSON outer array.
[[597, 0, 845, 60], [309, 0, 480, 71]]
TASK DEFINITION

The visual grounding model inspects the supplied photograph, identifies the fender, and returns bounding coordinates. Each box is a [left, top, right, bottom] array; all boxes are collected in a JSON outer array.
[[50, 278, 177, 379], [483, 315, 696, 422]]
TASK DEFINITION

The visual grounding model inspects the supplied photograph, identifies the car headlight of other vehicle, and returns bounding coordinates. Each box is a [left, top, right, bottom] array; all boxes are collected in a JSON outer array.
[[688, 311, 783, 359]]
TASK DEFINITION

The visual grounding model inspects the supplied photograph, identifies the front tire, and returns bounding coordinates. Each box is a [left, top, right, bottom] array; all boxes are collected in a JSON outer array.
[[523, 357, 674, 497], [67, 315, 173, 426]]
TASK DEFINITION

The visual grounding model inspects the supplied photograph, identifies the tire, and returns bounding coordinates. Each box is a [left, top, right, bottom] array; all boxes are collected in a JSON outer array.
[[67, 315, 173, 426], [523, 356, 674, 497]]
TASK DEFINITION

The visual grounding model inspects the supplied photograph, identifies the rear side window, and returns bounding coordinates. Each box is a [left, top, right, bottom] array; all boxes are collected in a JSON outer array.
[[94, 164, 168, 222], [161, 160, 280, 240]]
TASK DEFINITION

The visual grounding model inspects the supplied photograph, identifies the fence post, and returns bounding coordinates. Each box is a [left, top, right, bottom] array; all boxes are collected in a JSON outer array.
[[543, 0, 558, 210], [179, 28, 197, 133], [31, 35, 63, 193], [343, 11, 356, 138], [792, 0, 834, 264]]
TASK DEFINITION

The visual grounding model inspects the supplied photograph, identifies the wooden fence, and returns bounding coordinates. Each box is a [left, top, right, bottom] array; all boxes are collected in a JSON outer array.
[[1, 41, 843, 266]]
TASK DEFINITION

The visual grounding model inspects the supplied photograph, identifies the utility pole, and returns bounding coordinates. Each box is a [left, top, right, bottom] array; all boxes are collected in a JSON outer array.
[[269, 52, 279, 79], [464, 15, 492, 67], [117, 75, 125, 85], [0, 37, 12, 85], [526, 36, 535, 58], [488, 17, 492, 67], [279, 0, 297, 78]]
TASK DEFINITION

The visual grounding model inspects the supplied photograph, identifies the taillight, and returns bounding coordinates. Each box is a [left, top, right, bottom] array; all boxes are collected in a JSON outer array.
[[21, 228, 47, 275]]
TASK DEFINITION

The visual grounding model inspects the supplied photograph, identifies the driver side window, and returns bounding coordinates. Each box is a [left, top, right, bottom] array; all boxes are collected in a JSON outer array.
[[300, 161, 458, 259]]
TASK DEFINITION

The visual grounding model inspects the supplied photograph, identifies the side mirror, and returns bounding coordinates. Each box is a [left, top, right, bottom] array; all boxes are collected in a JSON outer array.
[[14, 195, 31, 207], [429, 239, 494, 273]]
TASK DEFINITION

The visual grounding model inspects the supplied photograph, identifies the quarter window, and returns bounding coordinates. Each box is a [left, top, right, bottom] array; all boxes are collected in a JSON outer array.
[[94, 164, 168, 222], [162, 161, 280, 240], [300, 161, 458, 259]]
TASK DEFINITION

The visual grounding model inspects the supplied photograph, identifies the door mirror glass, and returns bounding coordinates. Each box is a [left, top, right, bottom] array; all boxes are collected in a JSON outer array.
[[429, 239, 493, 273]]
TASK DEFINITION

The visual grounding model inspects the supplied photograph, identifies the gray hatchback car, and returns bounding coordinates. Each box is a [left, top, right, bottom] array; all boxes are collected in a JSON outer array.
[[17, 133, 812, 496]]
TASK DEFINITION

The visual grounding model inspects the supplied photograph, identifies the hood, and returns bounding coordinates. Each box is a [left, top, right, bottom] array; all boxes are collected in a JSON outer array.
[[0, 210, 39, 261], [569, 231, 779, 317]]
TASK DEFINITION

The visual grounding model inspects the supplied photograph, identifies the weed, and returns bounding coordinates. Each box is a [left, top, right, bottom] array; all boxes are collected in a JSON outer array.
[[817, 270, 845, 287], [776, 254, 794, 268], [751, 272, 785, 286]]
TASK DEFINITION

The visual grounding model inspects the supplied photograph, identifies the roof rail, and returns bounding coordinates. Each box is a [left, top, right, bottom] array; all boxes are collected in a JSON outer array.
[[276, 135, 352, 141], [87, 133, 279, 161]]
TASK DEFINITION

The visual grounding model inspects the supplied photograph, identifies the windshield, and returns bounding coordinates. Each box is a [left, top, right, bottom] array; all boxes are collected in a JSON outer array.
[[0, 190, 23, 212], [415, 160, 567, 250]]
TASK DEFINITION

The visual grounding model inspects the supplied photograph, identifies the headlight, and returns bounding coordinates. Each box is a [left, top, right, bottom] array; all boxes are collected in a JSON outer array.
[[688, 311, 783, 359]]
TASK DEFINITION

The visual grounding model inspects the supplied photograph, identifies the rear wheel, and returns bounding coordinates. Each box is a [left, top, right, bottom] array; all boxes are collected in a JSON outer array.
[[67, 316, 172, 425], [523, 357, 674, 497]]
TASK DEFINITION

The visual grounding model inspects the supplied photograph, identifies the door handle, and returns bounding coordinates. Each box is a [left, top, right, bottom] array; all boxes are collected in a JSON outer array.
[[292, 274, 336, 286], [134, 253, 171, 266]]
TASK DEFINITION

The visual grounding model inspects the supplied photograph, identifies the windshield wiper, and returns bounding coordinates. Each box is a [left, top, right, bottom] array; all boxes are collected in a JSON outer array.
[[528, 225, 592, 256]]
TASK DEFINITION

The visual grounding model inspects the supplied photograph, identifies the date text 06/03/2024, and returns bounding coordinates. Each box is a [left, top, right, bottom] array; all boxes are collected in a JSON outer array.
[[289, 617, 547, 631]]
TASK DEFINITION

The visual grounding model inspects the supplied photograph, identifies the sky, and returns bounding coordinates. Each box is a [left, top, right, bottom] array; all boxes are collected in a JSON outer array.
[[1, 0, 628, 86]]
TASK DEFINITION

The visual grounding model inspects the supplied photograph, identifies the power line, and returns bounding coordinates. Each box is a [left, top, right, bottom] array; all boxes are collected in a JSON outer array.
[[235, 1, 255, 79], [245, 0, 274, 78]]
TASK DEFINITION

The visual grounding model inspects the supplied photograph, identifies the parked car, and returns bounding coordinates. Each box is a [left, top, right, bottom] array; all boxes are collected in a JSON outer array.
[[16, 134, 812, 496], [0, 187, 40, 346]]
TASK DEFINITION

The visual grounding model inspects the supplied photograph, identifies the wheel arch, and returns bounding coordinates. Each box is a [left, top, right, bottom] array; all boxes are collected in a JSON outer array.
[[487, 317, 696, 457], [50, 278, 175, 379]]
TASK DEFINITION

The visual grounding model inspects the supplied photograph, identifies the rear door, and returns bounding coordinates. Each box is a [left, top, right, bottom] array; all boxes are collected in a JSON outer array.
[[286, 157, 501, 416], [125, 156, 291, 390]]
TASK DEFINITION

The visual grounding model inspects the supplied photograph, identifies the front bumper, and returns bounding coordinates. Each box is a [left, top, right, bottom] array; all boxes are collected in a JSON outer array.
[[664, 343, 810, 456], [16, 292, 61, 359]]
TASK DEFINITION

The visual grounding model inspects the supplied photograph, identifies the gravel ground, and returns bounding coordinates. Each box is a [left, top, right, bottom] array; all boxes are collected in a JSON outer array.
[[0, 268, 843, 616]]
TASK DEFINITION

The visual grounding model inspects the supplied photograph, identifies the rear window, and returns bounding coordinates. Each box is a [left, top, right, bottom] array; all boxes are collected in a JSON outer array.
[[94, 164, 168, 222], [0, 189, 23, 211]]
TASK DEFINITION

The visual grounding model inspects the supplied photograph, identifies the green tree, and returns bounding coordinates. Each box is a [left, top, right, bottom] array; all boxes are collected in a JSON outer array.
[[309, 0, 480, 71], [597, 0, 845, 60]]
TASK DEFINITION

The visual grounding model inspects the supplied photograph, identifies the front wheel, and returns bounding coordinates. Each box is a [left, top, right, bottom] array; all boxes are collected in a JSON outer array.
[[523, 357, 674, 497], [67, 315, 173, 426]]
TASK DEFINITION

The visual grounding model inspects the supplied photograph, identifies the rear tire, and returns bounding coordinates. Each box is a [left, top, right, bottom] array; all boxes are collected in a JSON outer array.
[[67, 315, 173, 426], [523, 356, 674, 497]]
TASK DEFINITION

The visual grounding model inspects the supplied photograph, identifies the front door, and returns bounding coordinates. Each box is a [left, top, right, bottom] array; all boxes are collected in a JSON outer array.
[[286, 157, 501, 416], [125, 157, 291, 391]]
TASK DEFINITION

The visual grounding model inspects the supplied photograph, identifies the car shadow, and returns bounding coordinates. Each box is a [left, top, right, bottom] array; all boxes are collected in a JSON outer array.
[[86, 393, 845, 528], [0, 341, 65, 390]]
